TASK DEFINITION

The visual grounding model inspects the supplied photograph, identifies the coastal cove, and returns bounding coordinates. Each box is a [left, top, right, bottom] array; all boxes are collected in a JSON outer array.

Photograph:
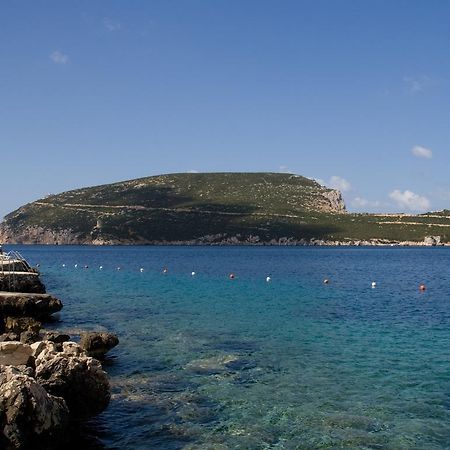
[[10, 245, 450, 449]]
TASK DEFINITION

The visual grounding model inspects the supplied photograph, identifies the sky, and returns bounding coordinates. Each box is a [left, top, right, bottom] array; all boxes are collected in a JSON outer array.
[[1, 0, 450, 219]]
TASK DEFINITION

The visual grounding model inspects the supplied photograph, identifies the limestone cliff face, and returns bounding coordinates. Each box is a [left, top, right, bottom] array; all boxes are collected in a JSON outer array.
[[321, 189, 346, 213], [0, 224, 86, 245]]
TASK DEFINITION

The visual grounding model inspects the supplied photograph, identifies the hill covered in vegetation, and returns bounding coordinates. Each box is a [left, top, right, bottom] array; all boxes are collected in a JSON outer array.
[[0, 173, 449, 245]]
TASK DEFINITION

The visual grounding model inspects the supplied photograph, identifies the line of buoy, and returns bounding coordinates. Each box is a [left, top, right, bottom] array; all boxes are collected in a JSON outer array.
[[54, 265, 430, 292]]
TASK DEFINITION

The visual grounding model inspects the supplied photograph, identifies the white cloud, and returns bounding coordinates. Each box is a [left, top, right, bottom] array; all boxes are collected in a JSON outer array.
[[50, 50, 69, 65], [312, 177, 325, 186], [389, 189, 430, 212], [187, 169, 199, 173], [351, 197, 381, 208], [279, 165, 293, 173], [411, 145, 432, 159], [103, 17, 122, 32], [403, 76, 432, 94], [310, 175, 351, 192], [328, 175, 351, 192]]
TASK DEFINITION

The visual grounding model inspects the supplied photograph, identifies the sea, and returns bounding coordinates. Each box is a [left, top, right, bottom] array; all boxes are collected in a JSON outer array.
[[7, 245, 450, 449]]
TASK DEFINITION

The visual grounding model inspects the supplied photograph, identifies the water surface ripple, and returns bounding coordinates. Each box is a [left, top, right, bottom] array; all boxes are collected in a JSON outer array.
[[11, 245, 450, 449]]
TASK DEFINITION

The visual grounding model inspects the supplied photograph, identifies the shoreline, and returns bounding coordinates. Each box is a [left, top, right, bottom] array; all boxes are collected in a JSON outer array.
[[2, 239, 449, 247]]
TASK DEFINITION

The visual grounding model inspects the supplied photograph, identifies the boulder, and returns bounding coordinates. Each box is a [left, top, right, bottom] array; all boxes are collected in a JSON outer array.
[[35, 342, 111, 418], [424, 235, 441, 246], [20, 331, 39, 345], [79, 332, 119, 358], [0, 333, 20, 343], [0, 366, 69, 449], [41, 331, 70, 344], [30, 341, 57, 359], [4, 317, 41, 335], [0, 342, 34, 367], [0, 293, 62, 320]]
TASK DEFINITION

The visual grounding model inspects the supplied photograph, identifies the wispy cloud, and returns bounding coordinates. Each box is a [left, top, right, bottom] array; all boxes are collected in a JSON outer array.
[[103, 17, 122, 32], [328, 175, 351, 192], [50, 50, 69, 65], [311, 175, 351, 192], [389, 189, 430, 212], [403, 76, 433, 94], [411, 145, 432, 159]]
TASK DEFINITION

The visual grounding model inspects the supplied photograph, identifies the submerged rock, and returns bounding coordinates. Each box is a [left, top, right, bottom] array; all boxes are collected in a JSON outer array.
[[0, 366, 69, 449], [79, 332, 119, 358], [34, 342, 111, 418], [184, 354, 242, 375]]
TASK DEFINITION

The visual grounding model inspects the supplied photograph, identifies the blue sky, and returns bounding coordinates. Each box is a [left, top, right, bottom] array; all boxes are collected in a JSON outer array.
[[1, 0, 450, 219]]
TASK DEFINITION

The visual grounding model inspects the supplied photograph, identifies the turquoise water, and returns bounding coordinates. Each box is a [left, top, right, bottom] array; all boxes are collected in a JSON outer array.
[[9, 245, 450, 449]]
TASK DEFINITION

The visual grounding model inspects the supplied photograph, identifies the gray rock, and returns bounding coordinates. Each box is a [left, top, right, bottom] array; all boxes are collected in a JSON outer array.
[[0, 365, 68, 449], [62, 341, 86, 356], [41, 331, 70, 344], [424, 235, 441, 246], [35, 343, 111, 418], [0, 333, 20, 342], [4, 317, 41, 335], [0, 293, 62, 320], [79, 332, 119, 358], [0, 342, 34, 367], [30, 341, 57, 359], [20, 330, 39, 345], [0, 272, 46, 294]]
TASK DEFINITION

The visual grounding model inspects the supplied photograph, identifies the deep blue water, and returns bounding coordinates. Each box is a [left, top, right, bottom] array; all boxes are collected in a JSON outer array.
[[7, 245, 450, 449]]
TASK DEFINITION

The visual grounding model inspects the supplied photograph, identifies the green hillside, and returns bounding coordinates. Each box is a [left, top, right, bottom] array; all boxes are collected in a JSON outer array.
[[1, 173, 449, 244]]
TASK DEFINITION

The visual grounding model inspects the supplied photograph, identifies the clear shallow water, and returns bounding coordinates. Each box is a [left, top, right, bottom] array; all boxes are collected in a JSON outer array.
[[7, 245, 450, 449]]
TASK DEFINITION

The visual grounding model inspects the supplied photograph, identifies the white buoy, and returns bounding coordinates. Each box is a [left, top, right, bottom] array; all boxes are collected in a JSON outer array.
[[371, 281, 377, 288], [74, 264, 78, 268], [191, 271, 196, 276], [266, 276, 271, 283], [62, 264, 66, 268], [99, 266, 103, 270], [117, 267, 121, 271], [140, 268, 144, 273]]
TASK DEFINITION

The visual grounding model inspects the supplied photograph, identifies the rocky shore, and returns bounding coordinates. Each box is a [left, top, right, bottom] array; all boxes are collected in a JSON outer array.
[[0, 224, 447, 247], [0, 256, 118, 449]]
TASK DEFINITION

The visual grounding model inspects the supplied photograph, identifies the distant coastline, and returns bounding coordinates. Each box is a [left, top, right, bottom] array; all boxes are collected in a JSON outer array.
[[1, 173, 449, 246], [1, 233, 447, 247]]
